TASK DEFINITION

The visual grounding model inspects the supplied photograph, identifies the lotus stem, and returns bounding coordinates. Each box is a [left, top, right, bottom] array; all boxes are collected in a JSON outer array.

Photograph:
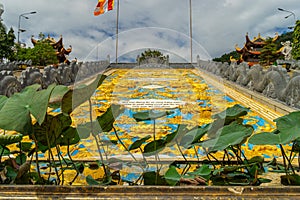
[[88, 99, 108, 177], [112, 126, 144, 172], [55, 145, 64, 185], [280, 144, 295, 174]]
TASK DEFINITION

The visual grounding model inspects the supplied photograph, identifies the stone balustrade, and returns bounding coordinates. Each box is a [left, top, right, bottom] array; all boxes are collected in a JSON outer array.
[[0, 59, 110, 97], [197, 58, 300, 109]]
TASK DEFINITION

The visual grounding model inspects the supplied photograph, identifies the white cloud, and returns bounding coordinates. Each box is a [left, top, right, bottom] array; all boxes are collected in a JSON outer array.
[[1, 0, 299, 62]]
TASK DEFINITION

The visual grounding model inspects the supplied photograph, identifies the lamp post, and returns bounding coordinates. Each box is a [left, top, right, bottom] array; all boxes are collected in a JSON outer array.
[[17, 11, 37, 44], [278, 8, 296, 29]]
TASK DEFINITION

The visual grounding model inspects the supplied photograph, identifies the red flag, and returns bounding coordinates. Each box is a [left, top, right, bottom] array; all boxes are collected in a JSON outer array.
[[94, 0, 114, 16], [108, 0, 114, 11]]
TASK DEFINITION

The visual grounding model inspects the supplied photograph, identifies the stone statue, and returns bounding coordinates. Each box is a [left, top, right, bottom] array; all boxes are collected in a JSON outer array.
[[0, 3, 3, 22], [281, 41, 293, 61]]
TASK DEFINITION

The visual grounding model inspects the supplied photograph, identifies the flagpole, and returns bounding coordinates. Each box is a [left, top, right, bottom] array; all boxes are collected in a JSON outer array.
[[189, 0, 193, 64], [115, 0, 120, 64]]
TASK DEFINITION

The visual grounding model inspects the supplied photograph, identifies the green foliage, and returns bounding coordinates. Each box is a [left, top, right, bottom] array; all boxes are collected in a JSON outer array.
[[0, 84, 58, 134], [61, 74, 107, 114], [292, 20, 300, 60], [16, 41, 58, 66], [214, 31, 293, 63], [133, 110, 174, 122], [128, 135, 151, 151], [249, 111, 300, 185], [143, 171, 167, 185], [138, 49, 166, 62], [164, 166, 181, 186], [275, 31, 293, 49], [0, 22, 15, 62], [31, 42, 58, 66], [213, 51, 240, 63], [259, 37, 281, 65], [201, 121, 253, 153], [249, 111, 300, 145], [0, 134, 23, 146]]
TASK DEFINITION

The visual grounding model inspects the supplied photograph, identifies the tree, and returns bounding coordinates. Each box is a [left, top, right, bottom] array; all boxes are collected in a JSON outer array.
[[259, 37, 281, 66], [292, 20, 300, 60], [0, 22, 15, 62], [139, 49, 166, 62], [213, 51, 240, 63], [16, 32, 58, 66]]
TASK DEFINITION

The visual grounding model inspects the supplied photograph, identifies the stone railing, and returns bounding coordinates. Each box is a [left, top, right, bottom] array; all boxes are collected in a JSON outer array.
[[136, 55, 169, 66], [197, 59, 300, 109], [0, 59, 110, 97]]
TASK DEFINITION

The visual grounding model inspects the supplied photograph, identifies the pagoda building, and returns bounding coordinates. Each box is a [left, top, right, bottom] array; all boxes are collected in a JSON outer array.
[[235, 33, 279, 66], [31, 35, 72, 64]]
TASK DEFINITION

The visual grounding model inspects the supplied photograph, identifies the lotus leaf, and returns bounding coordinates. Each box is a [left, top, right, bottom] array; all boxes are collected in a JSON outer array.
[[180, 124, 209, 148], [213, 104, 249, 124], [164, 165, 181, 186], [164, 124, 188, 145], [62, 74, 107, 114], [201, 122, 253, 153], [143, 139, 165, 155], [249, 111, 300, 145], [133, 110, 174, 122], [0, 84, 56, 134], [0, 95, 7, 110], [0, 134, 23, 146], [33, 113, 72, 147], [77, 104, 124, 137], [128, 135, 151, 151], [143, 171, 166, 185]]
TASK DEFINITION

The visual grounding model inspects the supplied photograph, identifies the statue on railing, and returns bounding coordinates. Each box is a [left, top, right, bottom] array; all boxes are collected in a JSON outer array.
[[137, 49, 169, 66], [281, 41, 293, 61], [0, 3, 4, 22]]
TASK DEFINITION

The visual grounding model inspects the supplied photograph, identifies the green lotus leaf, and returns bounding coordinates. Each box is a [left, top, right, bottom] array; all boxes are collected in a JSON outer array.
[[180, 124, 209, 147], [249, 111, 300, 145], [128, 135, 151, 151], [213, 104, 249, 124], [164, 124, 188, 145], [62, 74, 107, 114], [0, 133, 23, 146], [76, 104, 124, 136], [33, 113, 72, 147], [133, 110, 174, 122], [143, 171, 167, 185], [143, 139, 166, 155], [59, 127, 80, 146], [248, 130, 281, 145], [164, 166, 181, 186], [274, 111, 300, 143], [201, 122, 253, 153], [0, 84, 56, 134], [97, 104, 124, 133], [0, 95, 7, 111]]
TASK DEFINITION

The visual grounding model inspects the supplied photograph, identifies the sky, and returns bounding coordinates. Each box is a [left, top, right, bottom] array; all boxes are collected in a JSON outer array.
[[0, 0, 299, 63]]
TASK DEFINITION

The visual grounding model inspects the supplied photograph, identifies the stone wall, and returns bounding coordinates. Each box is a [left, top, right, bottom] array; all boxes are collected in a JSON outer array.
[[197, 59, 300, 109], [0, 59, 110, 97]]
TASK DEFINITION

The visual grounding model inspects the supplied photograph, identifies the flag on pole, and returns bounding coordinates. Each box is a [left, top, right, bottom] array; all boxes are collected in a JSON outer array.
[[94, 0, 115, 16]]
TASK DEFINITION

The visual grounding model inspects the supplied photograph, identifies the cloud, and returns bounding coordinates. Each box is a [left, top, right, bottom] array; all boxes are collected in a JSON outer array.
[[1, 0, 299, 62]]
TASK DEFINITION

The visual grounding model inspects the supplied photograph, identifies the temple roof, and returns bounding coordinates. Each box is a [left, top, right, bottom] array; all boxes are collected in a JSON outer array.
[[31, 35, 63, 49], [31, 35, 72, 64], [235, 33, 279, 54]]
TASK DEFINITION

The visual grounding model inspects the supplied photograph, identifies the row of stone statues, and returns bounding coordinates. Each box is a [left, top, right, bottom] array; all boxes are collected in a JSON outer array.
[[197, 59, 300, 108], [0, 60, 110, 97]]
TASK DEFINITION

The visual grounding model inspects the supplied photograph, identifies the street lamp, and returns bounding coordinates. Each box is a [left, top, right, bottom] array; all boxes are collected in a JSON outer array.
[[278, 8, 296, 30], [17, 11, 37, 44], [278, 8, 296, 21]]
